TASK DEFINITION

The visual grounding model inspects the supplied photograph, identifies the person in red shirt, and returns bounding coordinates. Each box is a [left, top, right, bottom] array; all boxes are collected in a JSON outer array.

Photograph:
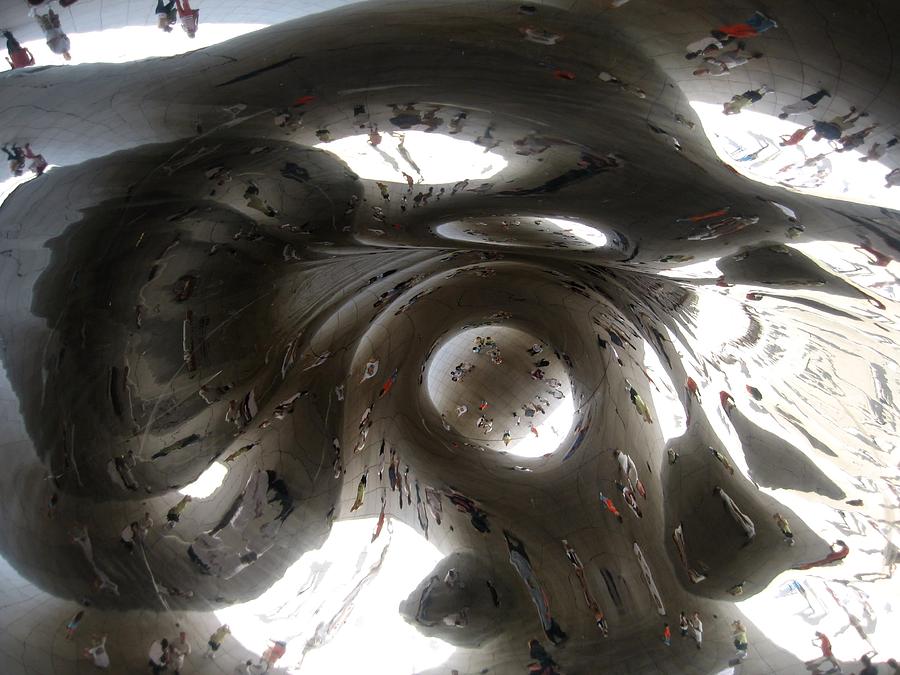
[[808, 632, 840, 672], [780, 126, 813, 147], [259, 640, 286, 672], [23, 143, 47, 175], [4, 31, 35, 70], [175, 0, 199, 38]]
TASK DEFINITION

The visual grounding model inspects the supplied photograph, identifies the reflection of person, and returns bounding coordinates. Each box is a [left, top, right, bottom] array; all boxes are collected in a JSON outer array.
[[350, 470, 368, 512], [205, 625, 230, 659], [148, 639, 169, 674], [714, 486, 755, 539], [505, 530, 567, 645], [723, 86, 770, 115], [175, 0, 199, 38], [35, 9, 71, 60], [732, 620, 749, 658], [779, 89, 830, 119], [259, 640, 287, 672], [4, 31, 34, 69], [690, 612, 703, 649], [528, 639, 557, 668], [2, 144, 25, 176], [808, 632, 839, 672], [84, 634, 110, 668], [166, 496, 191, 527], [773, 512, 794, 545], [65, 610, 84, 639], [155, 0, 176, 32]]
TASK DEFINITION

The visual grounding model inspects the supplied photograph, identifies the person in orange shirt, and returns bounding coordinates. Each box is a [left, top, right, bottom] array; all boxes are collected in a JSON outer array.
[[599, 491, 623, 523]]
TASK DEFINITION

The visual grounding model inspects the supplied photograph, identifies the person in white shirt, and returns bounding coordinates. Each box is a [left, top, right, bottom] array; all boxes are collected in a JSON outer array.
[[169, 631, 191, 675], [34, 9, 70, 60], [84, 634, 110, 669], [691, 612, 703, 649]]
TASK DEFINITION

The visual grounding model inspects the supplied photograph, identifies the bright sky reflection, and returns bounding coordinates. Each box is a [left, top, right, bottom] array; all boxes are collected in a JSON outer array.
[[504, 393, 575, 458], [216, 517, 453, 674], [317, 131, 507, 184], [545, 217, 608, 248], [178, 461, 227, 498], [13, 24, 267, 67], [689, 101, 900, 210]]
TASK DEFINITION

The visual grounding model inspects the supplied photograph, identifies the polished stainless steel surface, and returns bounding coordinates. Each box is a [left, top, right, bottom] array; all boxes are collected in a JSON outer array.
[[0, 1, 898, 673]]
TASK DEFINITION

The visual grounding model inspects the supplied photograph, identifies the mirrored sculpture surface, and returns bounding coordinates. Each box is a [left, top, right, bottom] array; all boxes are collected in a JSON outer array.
[[0, 1, 898, 674]]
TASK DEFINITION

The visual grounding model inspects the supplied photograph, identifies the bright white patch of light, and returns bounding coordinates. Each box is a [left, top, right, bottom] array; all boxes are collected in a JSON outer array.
[[505, 394, 576, 458], [788, 240, 898, 301], [0, 173, 43, 207], [658, 257, 722, 279], [179, 461, 226, 498], [316, 131, 507, 184], [216, 517, 453, 674], [689, 101, 900, 211], [14, 24, 267, 67], [692, 290, 750, 350], [738, 488, 900, 666], [545, 218, 608, 248], [641, 334, 686, 442]]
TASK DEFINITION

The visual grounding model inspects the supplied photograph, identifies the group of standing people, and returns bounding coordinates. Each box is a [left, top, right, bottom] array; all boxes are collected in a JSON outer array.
[[4, 7, 71, 70], [2, 142, 47, 176]]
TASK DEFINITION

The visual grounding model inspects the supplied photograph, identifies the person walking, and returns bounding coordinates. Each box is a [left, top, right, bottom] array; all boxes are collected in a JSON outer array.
[[169, 631, 191, 675], [34, 9, 71, 60], [175, 0, 199, 38], [120, 522, 139, 553], [679, 611, 689, 638], [691, 611, 703, 649], [714, 486, 756, 540], [773, 512, 795, 545], [148, 638, 169, 674], [155, 0, 176, 32], [662, 623, 671, 646], [166, 496, 191, 528], [693, 46, 763, 76], [808, 632, 841, 672], [778, 89, 830, 119], [259, 640, 287, 672], [812, 108, 867, 141], [22, 144, 47, 176], [205, 624, 230, 659], [732, 620, 749, 659], [84, 634, 110, 669], [723, 86, 771, 115], [2, 144, 25, 175], [65, 610, 85, 639], [3, 31, 34, 69]]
